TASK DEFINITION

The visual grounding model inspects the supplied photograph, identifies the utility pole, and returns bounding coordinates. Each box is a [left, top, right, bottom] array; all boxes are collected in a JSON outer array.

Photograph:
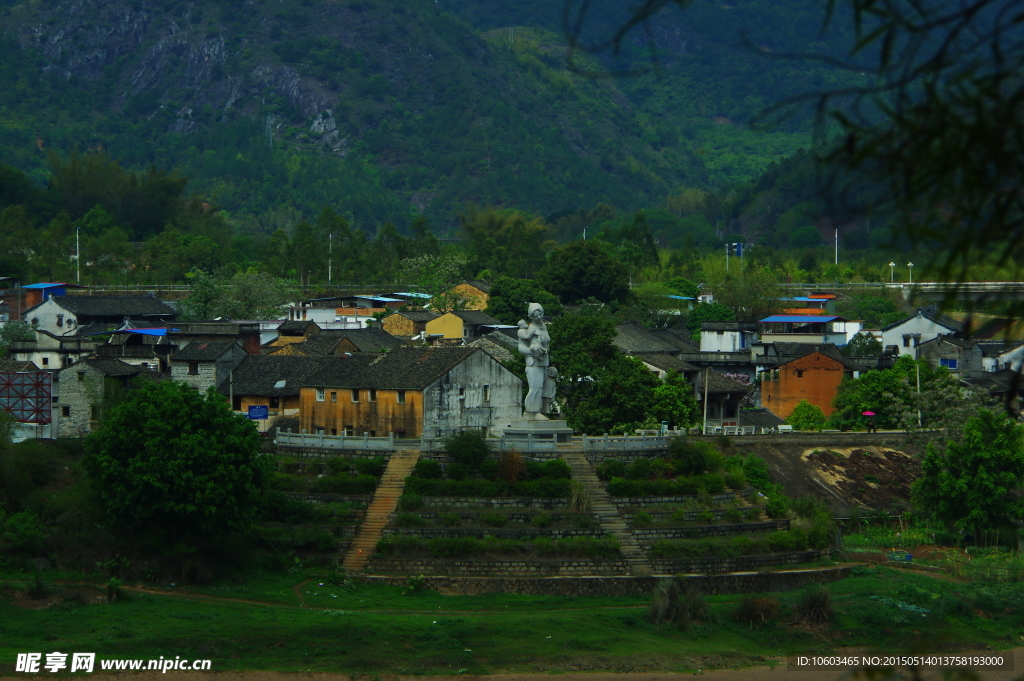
[[725, 243, 730, 274], [835, 226, 840, 265], [328, 233, 333, 284], [702, 367, 710, 434], [76, 227, 81, 284]]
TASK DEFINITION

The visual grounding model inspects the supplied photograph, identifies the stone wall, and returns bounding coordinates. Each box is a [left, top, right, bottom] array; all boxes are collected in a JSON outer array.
[[283, 492, 371, 505], [419, 497, 570, 510], [358, 565, 854, 595], [689, 433, 909, 447], [649, 549, 829, 574], [631, 519, 789, 542], [612, 489, 755, 508], [584, 449, 670, 465], [367, 558, 632, 576], [395, 510, 579, 524], [382, 527, 610, 540], [275, 445, 394, 460]]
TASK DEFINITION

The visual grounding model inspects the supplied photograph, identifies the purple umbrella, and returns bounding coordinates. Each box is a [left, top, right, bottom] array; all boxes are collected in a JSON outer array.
[[862, 411, 876, 416]]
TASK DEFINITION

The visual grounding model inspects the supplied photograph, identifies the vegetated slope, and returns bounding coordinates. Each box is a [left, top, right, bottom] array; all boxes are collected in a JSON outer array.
[[0, 0, 715, 230]]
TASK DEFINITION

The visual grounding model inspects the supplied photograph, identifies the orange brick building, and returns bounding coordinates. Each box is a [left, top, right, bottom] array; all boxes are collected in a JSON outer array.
[[759, 350, 856, 420]]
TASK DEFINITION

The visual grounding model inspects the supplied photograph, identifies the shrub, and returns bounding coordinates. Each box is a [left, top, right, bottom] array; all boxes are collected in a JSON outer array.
[[262, 491, 329, 523], [446, 462, 472, 480], [767, 528, 808, 552], [806, 517, 837, 549], [764, 494, 791, 519], [397, 493, 423, 511], [649, 579, 709, 625], [497, 449, 527, 482], [271, 473, 306, 491], [569, 479, 591, 513], [791, 495, 830, 519], [438, 512, 461, 527], [479, 458, 499, 480], [632, 511, 654, 528], [627, 458, 654, 480], [670, 437, 725, 476], [354, 456, 385, 477], [311, 474, 378, 494], [725, 508, 743, 523], [596, 459, 626, 481], [606, 475, 726, 497], [444, 430, 491, 468], [543, 459, 572, 479], [412, 459, 442, 479], [724, 471, 746, 490], [742, 455, 773, 492], [534, 536, 620, 559], [395, 512, 427, 527], [482, 511, 507, 528], [744, 506, 763, 521], [787, 399, 826, 431], [531, 512, 553, 528], [326, 458, 351, 475], [696, 510, 714, 524], [734, 596, 780, 625], [795, 584, 833, 625], [570, 514, 596, 529]]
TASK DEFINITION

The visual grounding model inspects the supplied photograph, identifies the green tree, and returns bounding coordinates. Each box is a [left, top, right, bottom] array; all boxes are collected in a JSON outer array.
[[485, 276, 563, 325], [912, 410, 1024, 535], [565, 354, 660, 434], [664, 277, 699, 299], [539, 240, 630, 304], [787, 399, 826, 431], [685, 301, 735, 337], [0, 321, 34, 358], [549, 313, 618, 407], [842, 332, 883, 357], [82, 382, 272, 552], [649, 371, 699, 430]]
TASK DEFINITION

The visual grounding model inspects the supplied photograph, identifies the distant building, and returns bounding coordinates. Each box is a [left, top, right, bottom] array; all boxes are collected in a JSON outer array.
[[300, 346, 522, 438], [381, 310, 438, 338], [8, 330, 96, 370], [170, 341, 247, 392], [424, 311, 503, 341], [699, 321, 758, 353], [22, 294, 176, 337], [451, 280, 491, 311], [880, 308, 963, 357], [759, 349, 858, 420], [56, 358, 164, 437]]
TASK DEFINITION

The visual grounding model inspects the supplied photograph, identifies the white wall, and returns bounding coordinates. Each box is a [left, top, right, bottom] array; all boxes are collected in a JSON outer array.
[[700, 329, 755, 352], [881, 312, 958, 356]]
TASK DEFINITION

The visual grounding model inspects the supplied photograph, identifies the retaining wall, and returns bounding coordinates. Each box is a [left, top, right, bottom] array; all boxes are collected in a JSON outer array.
[[631, 520, 789, 542], [649, 549, 829, 574], [282, 493, 371, 505], [611, 488, 755, 508], [382, 527, 611, 540], [418, 497, 570, 510], [358, 565, 853, 595], [275, 446, 395, 459], [393, 511, 589, 525], [367, 558, 632, 576]]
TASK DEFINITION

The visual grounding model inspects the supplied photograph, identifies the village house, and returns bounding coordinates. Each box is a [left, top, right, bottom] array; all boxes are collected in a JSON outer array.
[[381, 310, 438, 338], [450, 280, 491, 310], [170, 341, 247, 392], [758, 315, 850, 346], [22, 294, 177, 337], [264, 320, 321, 350], [269, 327, 406, 356], [916, 335, 1024, 378], [424, 310, 503, 341], [699, 321, 758, 352], [217, 354, 373, 432], [300, 345, 522, 439], [880, 308, 964, 356], [0, 282, 89, 322], [56, 358, 163, 437], [8, 329, 96, 370], [759, 349, 858, 420]]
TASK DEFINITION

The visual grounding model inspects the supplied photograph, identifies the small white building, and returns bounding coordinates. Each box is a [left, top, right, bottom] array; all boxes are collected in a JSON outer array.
[[880, 309, 963, 356], [699, 321, 758, 352]]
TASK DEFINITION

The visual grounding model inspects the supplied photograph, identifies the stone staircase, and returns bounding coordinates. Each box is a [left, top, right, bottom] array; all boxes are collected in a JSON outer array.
[[559, 449, 653, 575], [341, 449, 420, 572]]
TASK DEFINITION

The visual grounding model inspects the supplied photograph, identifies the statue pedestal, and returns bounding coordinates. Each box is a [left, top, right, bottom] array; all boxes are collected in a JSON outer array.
[[503, 418, 574, 443]]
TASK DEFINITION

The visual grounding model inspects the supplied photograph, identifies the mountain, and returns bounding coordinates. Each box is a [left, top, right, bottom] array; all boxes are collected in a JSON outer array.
[[0, 0, 853, 232]]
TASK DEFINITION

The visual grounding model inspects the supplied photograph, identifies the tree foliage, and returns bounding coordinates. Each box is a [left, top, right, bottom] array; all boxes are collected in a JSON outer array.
[[685, 302, 735, 336], [787, 399, 826, 431], [539, 240, 630, 304], [912, 410, 1024, 533], [82, 382, 272, 548], [484, 276, 563, 325]]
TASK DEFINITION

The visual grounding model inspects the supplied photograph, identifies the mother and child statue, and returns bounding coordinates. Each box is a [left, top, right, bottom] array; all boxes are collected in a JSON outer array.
[[517, 302, 557, 419]]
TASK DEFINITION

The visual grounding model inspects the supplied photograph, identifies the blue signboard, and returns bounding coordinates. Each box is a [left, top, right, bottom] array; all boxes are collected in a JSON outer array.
[[247, 405, 269, 420]]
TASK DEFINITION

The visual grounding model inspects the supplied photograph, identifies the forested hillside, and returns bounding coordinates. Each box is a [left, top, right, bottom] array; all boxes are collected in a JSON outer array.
[[0, 0, 857, 233]]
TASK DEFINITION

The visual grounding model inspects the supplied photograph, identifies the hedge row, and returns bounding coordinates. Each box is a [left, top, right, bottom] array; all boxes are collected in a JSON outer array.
[[649, 525, 832, 558], [375, 535, 621, 560], [311, 474, 378, 494], [606, 474, 728, 497], [403, 477, 570, 497]]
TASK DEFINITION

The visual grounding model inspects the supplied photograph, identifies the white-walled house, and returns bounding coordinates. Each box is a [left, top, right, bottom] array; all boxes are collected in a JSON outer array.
[[880, 309, 963, 356], [22, 294, 176, 337], [699, 321, 758, 352]]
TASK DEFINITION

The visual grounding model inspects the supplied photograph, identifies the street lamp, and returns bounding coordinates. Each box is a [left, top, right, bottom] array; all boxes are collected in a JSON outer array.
[[835, 225, 841, 265], [76, 226, 81, 285], [907, 262, 914, 285], [889, 262, 896, 283]]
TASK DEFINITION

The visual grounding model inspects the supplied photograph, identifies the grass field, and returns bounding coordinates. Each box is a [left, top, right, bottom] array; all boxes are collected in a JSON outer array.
[[1, 564, 1021, 675]]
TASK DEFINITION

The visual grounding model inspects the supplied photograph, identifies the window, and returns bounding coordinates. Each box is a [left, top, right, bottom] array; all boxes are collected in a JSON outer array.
[[397, 390, 406, 404], [903, 336, 911, 348], [369, 388, 377, 402], [796, 370, 804, 378], [42, 357, 49, 366], [331, 428, 337, 435], [316, 388, 325, 402], [330, 391, 337, 403], [483, 384, 491, 401], [940, 358, 959, 369], [351, 389, 360, 403], [188, 361, 199, 375], [56, 315, 63, 328], [77, 372, 85, 382], [344, 425, 354, 436], [458, 387, 465, 399], [61, 406, 70, 417]]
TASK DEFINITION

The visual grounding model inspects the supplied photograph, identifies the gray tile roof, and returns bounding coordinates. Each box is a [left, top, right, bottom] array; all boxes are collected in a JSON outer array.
[[451, 310, 502, 326], [634, 352, 700, 374], [335, 327, 407, 352], [278, 320, 320, 333], [699, 368, 753, 394], [881, 308, 964, 333], [310, 345, 481, 390], [51, 295, 176, 318], [82, 358, 154, 377], [470, 336, 516, 364], [614, 322, 689, 354], [172, 341, 240, 362], [389, 310, 437, 322], [0, 360, 39, 372], [964, 369, 1024, 395], [740, 408, 787, 428], [219, 354, 376, 397]]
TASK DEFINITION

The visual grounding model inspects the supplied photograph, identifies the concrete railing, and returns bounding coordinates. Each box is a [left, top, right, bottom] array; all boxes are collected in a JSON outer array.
[[275, 429, 395, 451], [421, 436, 559, 453], [582, 434, 671, 452]]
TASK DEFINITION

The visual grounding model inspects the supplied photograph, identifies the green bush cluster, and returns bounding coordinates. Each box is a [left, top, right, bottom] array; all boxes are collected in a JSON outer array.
[[311, 474, 378, 494], [403, 477, 570, 497], [324, 456, 385, 477], [259, 526, 338, 553], [412, 459, 442, 479], [262, 491, 331, 523], [649, 529, 815, 558], [376, 535, 620, 560], [606, 474, 726, 497]]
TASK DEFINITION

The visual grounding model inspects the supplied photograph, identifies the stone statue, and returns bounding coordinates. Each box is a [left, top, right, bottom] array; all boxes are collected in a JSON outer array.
[[517, 302, 556, 419]]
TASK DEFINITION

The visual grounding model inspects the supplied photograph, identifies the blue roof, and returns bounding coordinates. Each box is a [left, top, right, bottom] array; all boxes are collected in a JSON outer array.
[[125, 328, 178, 336], [23, 282, 69, 289], [761, 315, 839, 323], [390, 292, 433, 299], [663, 295, 696, 300], [357, 295, 403, 302], [781, 297, 823, 302]]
